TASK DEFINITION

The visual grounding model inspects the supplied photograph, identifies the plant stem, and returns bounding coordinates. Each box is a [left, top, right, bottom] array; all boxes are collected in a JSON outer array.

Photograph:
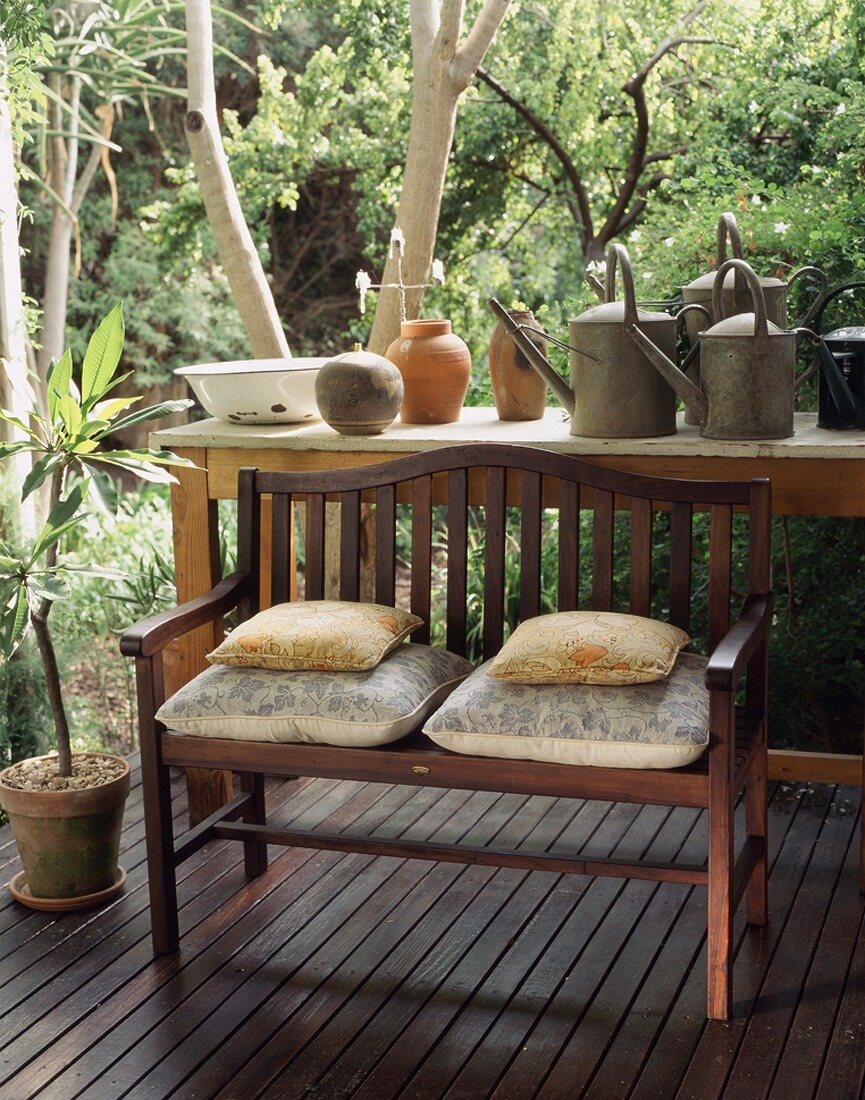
[[31, 611, 72, 775], [35, 464, 73, 775]]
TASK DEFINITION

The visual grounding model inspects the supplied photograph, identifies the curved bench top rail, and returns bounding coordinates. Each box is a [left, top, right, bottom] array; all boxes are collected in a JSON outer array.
[[252, 444, 764, 505]]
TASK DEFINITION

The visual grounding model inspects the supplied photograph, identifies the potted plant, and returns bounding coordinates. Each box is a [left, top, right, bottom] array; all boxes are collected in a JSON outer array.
[[0, 304, 192, 909]]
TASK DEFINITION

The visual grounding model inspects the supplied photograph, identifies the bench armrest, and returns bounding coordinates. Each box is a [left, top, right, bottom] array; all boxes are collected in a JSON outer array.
[[120, 572, 252, 659], [705, 593, 773, 693]]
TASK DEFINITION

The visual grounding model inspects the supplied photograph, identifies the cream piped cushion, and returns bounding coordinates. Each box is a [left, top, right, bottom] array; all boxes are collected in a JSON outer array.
[[158, 644, 472, 747], [486, 610, 689, 686], [424, 652, 709, 769], [206, 599, 423, 672]]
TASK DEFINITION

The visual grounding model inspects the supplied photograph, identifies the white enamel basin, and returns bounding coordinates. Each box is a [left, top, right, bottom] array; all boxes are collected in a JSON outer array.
[[174, 358, 329, 424]]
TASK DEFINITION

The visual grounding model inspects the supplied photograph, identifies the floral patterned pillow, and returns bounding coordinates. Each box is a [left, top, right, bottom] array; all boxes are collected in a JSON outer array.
[[207, 600, 423, 672], [487, 610, 689, 686]]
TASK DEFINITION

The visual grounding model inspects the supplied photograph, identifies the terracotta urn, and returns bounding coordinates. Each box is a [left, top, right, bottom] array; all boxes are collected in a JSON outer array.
[[489, 308, 548, 421], [314, 344, 404, 435], [385, 319, 472, 425]]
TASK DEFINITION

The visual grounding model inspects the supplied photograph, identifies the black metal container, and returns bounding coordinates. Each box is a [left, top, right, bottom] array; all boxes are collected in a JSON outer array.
[[812, 282, 865, 430]]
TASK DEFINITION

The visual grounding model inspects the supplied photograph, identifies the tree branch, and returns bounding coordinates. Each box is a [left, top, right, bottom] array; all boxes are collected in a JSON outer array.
[[452, 0, 512, 88], [437, 0, 466, 59], [477, 67, 593, 246], [597, 0, 727, 246]]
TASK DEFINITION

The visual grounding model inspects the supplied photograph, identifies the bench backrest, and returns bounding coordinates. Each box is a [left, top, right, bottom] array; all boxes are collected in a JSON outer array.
[[237, 444, 771, 660]]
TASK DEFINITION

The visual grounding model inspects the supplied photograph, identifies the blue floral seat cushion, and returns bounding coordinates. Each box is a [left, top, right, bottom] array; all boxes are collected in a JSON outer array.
[[423, 652, 710, 770], [157, 643, 473, 747]]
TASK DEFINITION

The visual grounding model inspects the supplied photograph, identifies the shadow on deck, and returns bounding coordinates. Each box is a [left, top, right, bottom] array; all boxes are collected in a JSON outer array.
[[0, 757, 863, 1099]]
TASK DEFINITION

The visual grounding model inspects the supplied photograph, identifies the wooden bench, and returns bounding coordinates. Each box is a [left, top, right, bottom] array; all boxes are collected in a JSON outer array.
[[121, 443, 772, 1020]]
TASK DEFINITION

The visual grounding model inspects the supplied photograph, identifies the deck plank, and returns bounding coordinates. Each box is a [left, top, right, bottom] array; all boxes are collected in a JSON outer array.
[[0, 763, 862, 1100]]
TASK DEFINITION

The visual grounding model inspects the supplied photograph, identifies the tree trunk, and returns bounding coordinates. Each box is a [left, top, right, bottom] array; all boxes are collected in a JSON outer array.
[[185, 0, 290, 359], [35, 74, 80, 388], [368, 60, 459, 354], [0, 44, 32, 429], [367, 0, 512, 356]]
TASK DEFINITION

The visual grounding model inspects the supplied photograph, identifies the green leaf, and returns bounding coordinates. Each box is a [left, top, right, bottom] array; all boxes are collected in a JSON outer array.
[[0, 410, 39, 440], [94, 399, 192, 437], [57, 394, 83, 437], [47, 349, 73, 420], [28, 482, 88, 564], [95, 447, 195, 467], [0, 586, 29, 660], [90, 396, 140, 421], [21, 453, 65, 501], [86, 456, 179, 484], [81, 304, 125, 405], [0, 441, 33, 462], [28, 574, 70, 602]]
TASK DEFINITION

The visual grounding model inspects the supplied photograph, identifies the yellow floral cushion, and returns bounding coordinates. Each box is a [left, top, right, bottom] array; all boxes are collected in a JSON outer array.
[[207, 600, 423, 672], [487, 611, 690, 686]]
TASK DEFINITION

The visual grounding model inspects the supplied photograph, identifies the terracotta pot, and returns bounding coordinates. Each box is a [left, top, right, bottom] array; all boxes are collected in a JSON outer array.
[[386, 319, 472, 424], [0, 753, 130, 903], [315, 345, 404, 435], [489, 308, 548, 421]]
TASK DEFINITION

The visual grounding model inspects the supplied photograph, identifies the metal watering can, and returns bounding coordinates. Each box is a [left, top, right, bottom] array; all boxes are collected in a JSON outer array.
[[635, 258, 820, 439], [488, 244, 707, 438], [680, 212, 827, 424], [810, 281, 865, 429]]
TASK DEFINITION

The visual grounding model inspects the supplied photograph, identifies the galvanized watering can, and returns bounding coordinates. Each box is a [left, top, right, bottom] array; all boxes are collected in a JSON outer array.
[[635, 258, 820, 440], [488, 244, 707, 438], [680, 212, 827, 424]]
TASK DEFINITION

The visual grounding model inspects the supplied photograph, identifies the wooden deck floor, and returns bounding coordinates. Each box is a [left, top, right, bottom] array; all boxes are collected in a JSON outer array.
[[1, 758, 864, 1099]]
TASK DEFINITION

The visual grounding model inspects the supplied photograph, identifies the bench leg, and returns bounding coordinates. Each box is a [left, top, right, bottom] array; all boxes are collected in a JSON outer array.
[[707, 693, 734, 1021], [745, 739, 768, 927], [137, 659, 179, 955], [241, 772, 268, 878]]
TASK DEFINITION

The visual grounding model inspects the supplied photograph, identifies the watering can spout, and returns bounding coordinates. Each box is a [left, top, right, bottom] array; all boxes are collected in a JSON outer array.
[[487, 299, 576, 415]]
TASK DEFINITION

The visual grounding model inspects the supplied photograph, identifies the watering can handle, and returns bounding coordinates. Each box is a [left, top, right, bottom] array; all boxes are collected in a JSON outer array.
[[809, 280, 865, 335], [716, 213, 744, 264], [605, 243, 640, 327], [787, 266, 829, 328], [713, 259, 770, 338]]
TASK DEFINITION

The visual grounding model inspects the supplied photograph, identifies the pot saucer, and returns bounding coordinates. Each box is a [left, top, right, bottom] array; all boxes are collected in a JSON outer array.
[[7, 866, 127, 911]]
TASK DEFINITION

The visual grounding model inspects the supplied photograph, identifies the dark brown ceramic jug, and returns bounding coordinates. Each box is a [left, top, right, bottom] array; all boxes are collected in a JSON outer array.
[[489, 308, 548, 420]]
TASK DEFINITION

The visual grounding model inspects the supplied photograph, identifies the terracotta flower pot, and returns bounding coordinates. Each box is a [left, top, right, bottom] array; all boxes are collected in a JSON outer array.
[[386, 319, 472, 425], [489, 308, 548, 421], [0, 752, 130, 904]]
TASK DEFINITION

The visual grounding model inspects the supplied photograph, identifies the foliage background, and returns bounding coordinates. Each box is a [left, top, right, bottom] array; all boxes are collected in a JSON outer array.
[[3, 0, 865, 763]]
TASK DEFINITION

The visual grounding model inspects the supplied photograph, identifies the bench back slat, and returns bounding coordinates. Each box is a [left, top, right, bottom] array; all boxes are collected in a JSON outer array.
[[305, 493, 326, 601], [669, 500, 693, 632], [270, 492, 292, 606]]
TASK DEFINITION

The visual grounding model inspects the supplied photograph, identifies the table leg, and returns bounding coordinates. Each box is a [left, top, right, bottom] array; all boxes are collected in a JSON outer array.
[[165, 447, 233, 825]]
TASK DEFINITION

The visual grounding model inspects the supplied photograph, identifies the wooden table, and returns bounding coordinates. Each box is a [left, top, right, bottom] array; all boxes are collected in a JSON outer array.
[[152, 409, 865, 832]]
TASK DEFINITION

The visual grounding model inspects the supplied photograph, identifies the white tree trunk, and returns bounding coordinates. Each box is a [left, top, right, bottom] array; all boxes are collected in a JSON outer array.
[[185, 0, 290, 359], [35, 74, 80, 386], [0, 42, 36, 529], [368, 0, 512, 355]]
